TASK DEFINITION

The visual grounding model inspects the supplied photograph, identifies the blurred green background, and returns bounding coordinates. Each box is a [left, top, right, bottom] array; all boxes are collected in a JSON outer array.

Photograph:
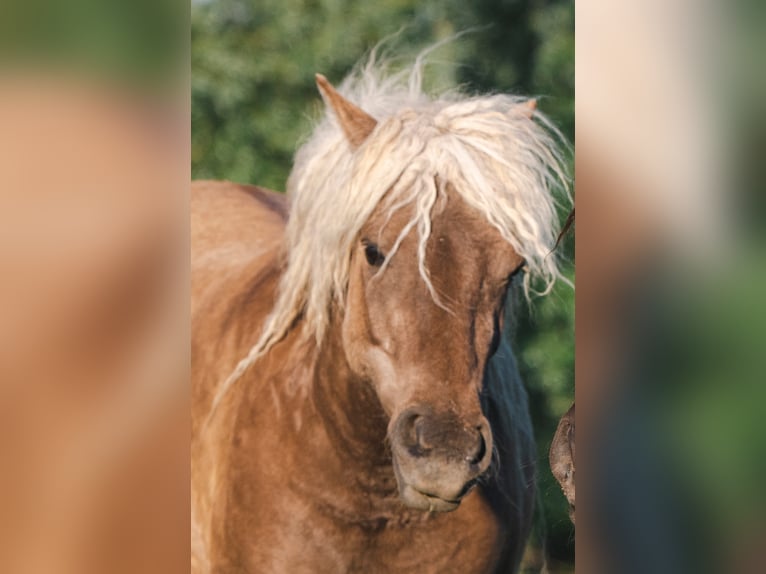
[[0, 0, 182, 90], [192, 0, 574, 570]]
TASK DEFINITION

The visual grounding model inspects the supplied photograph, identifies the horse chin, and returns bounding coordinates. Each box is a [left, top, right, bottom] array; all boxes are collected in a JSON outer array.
[[391, 452, 476, 513], [398, 482, 462, 513]]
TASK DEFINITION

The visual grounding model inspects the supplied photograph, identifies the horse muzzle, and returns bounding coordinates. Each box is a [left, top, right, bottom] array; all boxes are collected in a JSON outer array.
[[390, 406, 493, 512]]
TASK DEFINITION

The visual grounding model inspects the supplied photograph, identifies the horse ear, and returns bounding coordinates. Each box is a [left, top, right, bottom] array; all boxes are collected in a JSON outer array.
[[521, 98, 537, 118], [315, 73, 377, 148]]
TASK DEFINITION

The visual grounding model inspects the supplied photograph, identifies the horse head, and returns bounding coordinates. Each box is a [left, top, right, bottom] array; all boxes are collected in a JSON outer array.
[[316, 76, 537, 512]]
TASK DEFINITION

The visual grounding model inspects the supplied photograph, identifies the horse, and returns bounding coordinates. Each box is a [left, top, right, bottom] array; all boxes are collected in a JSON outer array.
[[191, 57, 570, 573]]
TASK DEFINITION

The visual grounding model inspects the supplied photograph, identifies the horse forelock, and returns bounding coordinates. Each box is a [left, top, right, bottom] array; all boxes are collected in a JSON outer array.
[[208, 51, 571, 421]]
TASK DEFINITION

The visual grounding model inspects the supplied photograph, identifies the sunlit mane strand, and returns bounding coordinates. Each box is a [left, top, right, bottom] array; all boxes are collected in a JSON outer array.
[[208, 50, 571, 423]]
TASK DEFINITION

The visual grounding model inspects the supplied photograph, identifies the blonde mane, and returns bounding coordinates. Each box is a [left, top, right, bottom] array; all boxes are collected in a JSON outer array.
[[210, 53, 571, 420]]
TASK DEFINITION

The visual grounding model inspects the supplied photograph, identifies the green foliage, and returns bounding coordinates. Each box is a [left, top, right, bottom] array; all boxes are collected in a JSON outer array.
[[193, 0, 574, 564], [192, 0, 573, 187], [1, 0, 183, 89]]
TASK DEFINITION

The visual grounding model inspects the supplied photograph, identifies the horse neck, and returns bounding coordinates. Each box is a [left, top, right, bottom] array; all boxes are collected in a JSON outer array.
[[308, 316, 392, 471]]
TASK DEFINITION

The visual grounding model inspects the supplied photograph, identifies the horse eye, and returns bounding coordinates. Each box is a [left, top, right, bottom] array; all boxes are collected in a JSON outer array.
[[363, 241, 385, 267]]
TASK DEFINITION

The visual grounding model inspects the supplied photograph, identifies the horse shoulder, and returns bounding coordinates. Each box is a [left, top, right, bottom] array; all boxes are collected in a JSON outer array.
[[191, 180, 288, 429], [192, 181, 293, 572]]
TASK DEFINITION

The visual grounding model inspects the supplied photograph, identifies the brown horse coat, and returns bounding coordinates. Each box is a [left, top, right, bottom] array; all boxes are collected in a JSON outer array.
[[191, 180, 537, 573], [550, 403, 576, 524]]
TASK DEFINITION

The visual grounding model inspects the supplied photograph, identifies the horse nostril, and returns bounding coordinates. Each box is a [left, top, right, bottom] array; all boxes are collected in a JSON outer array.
[[395, 409, 431, 457], [414, 417, 433, 451], [467, 428, 487, 465]]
